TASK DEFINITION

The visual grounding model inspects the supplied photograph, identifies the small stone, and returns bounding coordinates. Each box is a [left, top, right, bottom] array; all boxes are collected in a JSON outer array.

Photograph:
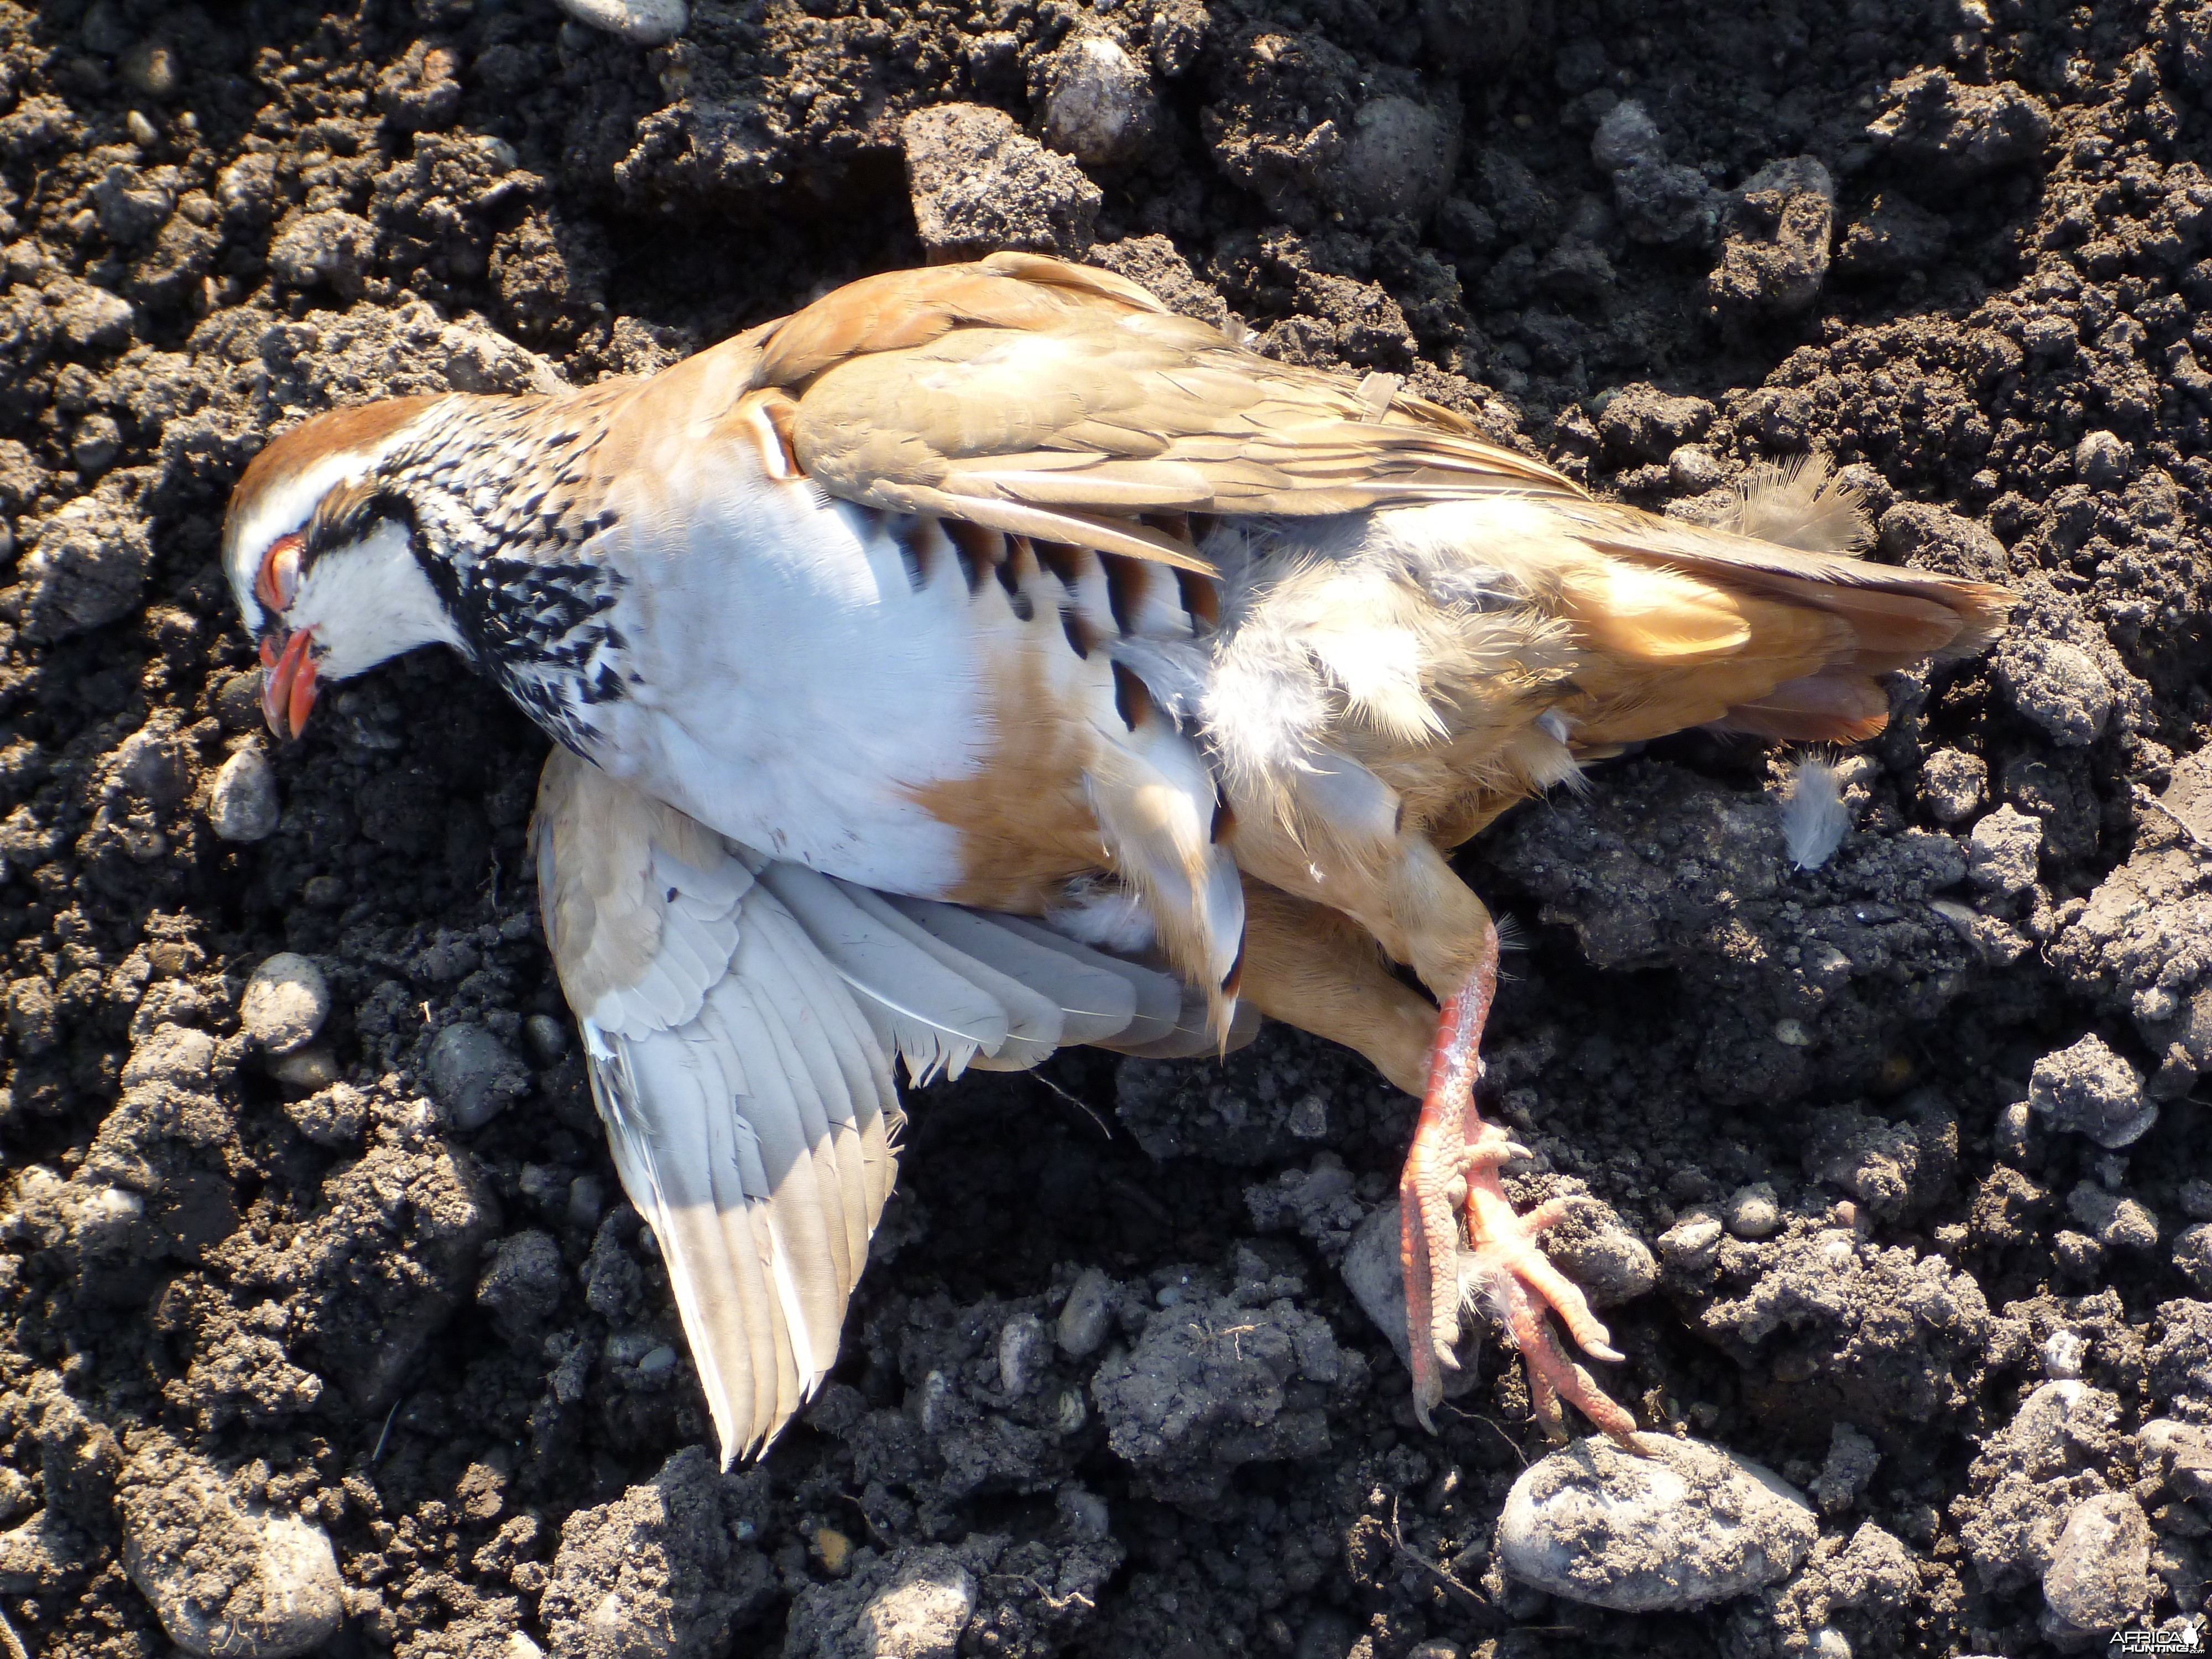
[[1668, 444, 1723, 492], [1343, 1199, 1479, 1386], [1337, 95, 1459, 224], [477, 1231, 564, 1344], [567, 1174, 606, 1230], [426, 1022, 530, 1131], [1965, 804, 2042, 895], [553, 0, 686, 44], [2175, 1223, 2212, 1295], [787, 1546, 975, 1659], [523, 1012, 569, 1067], [1657, 1209, 1724, 1272], [1591, 98, 1664, 173], [240, 953, 330, 1055], [2028, 1033, 2155, 1149], [2043, 1491, 2155, 1634], [2065, 1183, 2158, 1252], [123, 1022, 216, 1089], [997, 1314, 1049, 1396], [1539, 1196, 1657, 1307], [2042, 1328, 2090, 1380], [1721, 1182, 1782, 1240], [268, 1047, 341, 1092], [17, 485, 153, 641], [2073, 429, 2132, 487], [122, 40, 178, 97], [119, 1437, 343, 1658], [903, 103, 1102, 260], [1815, 1423, 1880, 1515], [1921, 749, 1987, 825], [284, 1081, 367, 1148], [208, 748, 280, 841], [1497, 1436, 1817, 1610], [1036, 33, 1157, 166], [1994, 637, 2114, 748], [71, 414, 121, 474], [1056, 1266, 1114, 1358]]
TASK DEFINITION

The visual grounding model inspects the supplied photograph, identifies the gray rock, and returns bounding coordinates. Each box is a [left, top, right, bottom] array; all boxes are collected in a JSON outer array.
[[208, 749, 280, 842], [1921, 750, 1987, 825], [1834, 191, 1950, 277], [17, 482, 153, 641], [2065, 1183, 2158, 1253], [266, 210, 375, 298], [268, 1046, 340, 1092], [2028, 1034, 2155, 1149], [997, 1314, 1050, 1396], [1965, 804, 2042, 895], [1540, 1194, 1657, 1308], [555, 0, 687, 45], [1815, 1423, 1881, 1515], [524, 1012, 571, 1066], [478, 1231, 564, 1344], [283, 1081, 367, 1148], [1036, 34, 1157, 166], [1337, 95, 1457, 224], [1057, 1266, 1114, 1358], [2074, 429, 2132, 487], [1590, 98, 1664, 174], [785, 1545, 977, 1659], [1340, 1199, 1477, 1390], [1668, 444, 1723, 492], [2042, 1491, 2154, 1634], [1994, 637, 2114, 747], [1708, 156, 1835, 321], [1866, 71, 2053, 180], [1722, 1182, 1782, 1240], [538, 1446, 774, 1657], [902, 105, 1102, 260], [240, 953, 330, 1055], [123, 1022, 217, 1090], [1657, 1208, 1724, 1274], [71, 413, 121, 473], [427, 1022, 531, 1130], [118, 1436, 342, 1658], [112, 722, 192, 806], [1497, 1436, 1816, 1610], [2174, 1223, 2212, 1296]]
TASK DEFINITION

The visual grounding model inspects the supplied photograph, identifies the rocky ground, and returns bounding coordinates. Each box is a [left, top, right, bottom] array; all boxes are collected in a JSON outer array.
[[0, 0, 2209, 1653]]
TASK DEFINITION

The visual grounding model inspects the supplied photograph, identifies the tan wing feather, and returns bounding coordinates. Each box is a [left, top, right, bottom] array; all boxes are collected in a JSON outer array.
[[729, 253, 1575, 573]]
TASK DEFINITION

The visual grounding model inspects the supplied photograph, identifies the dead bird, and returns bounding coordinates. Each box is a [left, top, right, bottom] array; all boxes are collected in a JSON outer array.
[[220, 252, 2011, 1462]]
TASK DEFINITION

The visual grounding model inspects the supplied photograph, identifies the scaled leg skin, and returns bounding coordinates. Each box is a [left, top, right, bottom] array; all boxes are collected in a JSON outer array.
[[1398, 913, 1642, 1447]]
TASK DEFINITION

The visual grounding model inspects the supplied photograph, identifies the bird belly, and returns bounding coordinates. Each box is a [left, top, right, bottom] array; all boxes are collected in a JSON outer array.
[[583, 489, 1128, 908]]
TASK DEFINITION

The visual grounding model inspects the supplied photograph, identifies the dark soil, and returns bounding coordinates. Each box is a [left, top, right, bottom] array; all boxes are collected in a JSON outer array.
[[1, 0, 2210, 1654]]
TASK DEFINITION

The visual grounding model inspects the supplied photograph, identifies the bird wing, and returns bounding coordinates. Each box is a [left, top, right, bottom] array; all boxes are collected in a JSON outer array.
[[732, 252, 1577, 572], [530, 747, 1218, 1463]]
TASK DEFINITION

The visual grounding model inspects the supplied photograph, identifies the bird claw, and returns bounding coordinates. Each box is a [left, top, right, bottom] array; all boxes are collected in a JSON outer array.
[[1400, 978, 1639, 1448]]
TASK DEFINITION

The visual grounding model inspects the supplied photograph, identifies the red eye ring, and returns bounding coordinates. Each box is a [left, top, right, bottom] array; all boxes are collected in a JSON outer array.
[[255, 531, 304, 614]]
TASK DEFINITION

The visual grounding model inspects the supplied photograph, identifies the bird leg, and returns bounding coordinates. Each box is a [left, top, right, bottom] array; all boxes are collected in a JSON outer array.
[[1399, 920, 1641, 1447]]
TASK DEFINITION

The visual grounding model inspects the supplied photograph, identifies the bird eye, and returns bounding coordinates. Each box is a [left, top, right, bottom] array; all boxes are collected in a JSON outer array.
[[255, 531, 304, 614]]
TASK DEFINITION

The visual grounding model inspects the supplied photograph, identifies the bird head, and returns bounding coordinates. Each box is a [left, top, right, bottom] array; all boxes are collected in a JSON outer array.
[[222, 398, 463, 739]]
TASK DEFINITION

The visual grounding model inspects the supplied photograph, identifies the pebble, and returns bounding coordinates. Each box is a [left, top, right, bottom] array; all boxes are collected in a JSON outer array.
[[119, 1443, 343, 1658], [268, 1047, 340, 1092], [523, 1012, 569, 1067], [2028, 1033, 2156, 1149], [567, 1173, 607, 1230], [426, 1022, 531, 1131], [1496, 1436, 1816, 1610], [1341, 1200, 1478, 1390], [1920, 748, 1987, 826], [2073, 429, 2132, 487], [2174, 1222, 2212, 1296], [2042, 1491, 2154, 1633], [240, 953, 330, 1055], [1994, 636, 2115, 748], [1722, 1181, 1782, 1239], [284, 1081, 367, 1149], [998, 1314, 1050, 1396], [1056, 1266, 1114, 1358], [553, 0, 686, 45], [1037, 33, 1157, 166], [1657, 1208, 1725, 1273], [208, 748, 280, 842]]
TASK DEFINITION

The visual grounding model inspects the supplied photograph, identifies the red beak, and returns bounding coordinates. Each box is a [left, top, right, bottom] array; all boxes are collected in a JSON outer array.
[[260, 627, 320, 739]]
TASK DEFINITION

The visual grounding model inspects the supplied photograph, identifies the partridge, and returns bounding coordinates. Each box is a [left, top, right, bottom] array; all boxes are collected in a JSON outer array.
[[222, 252, 2010, 1463]]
